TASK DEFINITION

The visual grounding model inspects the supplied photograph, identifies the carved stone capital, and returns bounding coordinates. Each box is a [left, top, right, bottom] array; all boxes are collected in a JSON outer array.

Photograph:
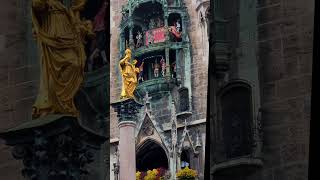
[[0, 115, 107, 180], [111, 98, 143, 123]]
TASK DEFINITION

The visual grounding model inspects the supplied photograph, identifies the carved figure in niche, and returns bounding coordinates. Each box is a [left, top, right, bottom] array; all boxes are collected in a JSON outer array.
[[152, 60, 160, 78], [88, 0, 107, 70], [119, 49, 140, 99], [136, 31, 143, 48], [142, 121, 154, 136], [31, 0, 93, 118], [160, 56, 166, 77]]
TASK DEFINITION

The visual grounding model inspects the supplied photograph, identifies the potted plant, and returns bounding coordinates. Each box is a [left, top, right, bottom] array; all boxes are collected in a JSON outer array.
[[144, 169, 158, 180], [136, 168, 167, 180], [176, 167, 198, 180]]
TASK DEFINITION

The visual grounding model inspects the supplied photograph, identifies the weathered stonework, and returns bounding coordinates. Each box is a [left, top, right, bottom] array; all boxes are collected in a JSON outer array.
[[209, 0, 313, 179], [253, 0, 314, 179], [0, 1, 33, 179], [110, 0, 209, 179]]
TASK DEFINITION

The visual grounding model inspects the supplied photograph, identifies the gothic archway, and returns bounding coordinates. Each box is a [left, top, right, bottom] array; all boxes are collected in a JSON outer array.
[[136, 139, 169, 171]]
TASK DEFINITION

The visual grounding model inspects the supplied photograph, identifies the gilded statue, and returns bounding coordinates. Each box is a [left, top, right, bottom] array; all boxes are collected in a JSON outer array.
[[31, 0, 93, 118], [119, 49, 142, 99]]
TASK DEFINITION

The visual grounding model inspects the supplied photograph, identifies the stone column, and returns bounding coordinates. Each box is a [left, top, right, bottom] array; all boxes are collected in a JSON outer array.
[[181, 15, 187, 42], [164, 14, 169, 41], [128, 21, 135, 50], [118, 121, 136, 180], [111, 99, 143, 180], [120, 32, 125, 55], [177, 154, 181, 171], [175, 49, 182, 83], [165, 47, 171, 77], [164, 13, 171, 78]]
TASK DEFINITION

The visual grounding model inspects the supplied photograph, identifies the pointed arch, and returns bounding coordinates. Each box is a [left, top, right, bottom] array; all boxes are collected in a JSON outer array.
[[136, 138, 169, 171]]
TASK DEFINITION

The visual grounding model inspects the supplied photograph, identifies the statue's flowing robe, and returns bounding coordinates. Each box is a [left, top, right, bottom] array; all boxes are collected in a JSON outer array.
[[32, 0, 86, 118], [119, 55, 138, 99]]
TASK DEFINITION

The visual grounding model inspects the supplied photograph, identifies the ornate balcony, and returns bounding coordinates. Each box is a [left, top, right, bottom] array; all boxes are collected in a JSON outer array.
[[134, 76, 176, 100]]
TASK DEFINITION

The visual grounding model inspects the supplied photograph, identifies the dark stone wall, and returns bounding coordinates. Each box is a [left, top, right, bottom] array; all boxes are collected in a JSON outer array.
[[248, 0, 314, 179], [0, 0, 36, 179]]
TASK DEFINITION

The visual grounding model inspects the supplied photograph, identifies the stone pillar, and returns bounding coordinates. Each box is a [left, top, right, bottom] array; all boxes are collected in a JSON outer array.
[[183, 47, 193, 111], [118, 121, 136, 180], [175, 49, 182, 83], [165, 47, 171, 77], [120, 32, 125, 55], [181, 15, 187, 42], [111, 99, 143, 180], [128, 21, 135, 50], [177, 154, 181, 171], [164, 14, 169, 41]]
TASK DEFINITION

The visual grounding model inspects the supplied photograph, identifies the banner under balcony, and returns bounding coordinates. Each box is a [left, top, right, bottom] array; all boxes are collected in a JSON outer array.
[[145, 27, 166, 45]]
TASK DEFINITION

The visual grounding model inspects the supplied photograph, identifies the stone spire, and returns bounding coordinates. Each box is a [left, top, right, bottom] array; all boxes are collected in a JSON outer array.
[[170, 100, 178, 180]]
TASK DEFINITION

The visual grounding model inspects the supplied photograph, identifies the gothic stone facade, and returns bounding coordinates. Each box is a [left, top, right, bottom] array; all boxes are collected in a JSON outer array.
[[110, 0, 209, 179], [209, 0, 313, 180]]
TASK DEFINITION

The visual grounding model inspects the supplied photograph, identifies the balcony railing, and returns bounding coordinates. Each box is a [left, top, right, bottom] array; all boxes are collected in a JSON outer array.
[[134, 76, 176, 100]]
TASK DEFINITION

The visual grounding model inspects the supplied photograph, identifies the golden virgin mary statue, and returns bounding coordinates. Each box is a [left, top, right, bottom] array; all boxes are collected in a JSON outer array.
[[31, 0, 93, 118], [119, 49, 141, 99]]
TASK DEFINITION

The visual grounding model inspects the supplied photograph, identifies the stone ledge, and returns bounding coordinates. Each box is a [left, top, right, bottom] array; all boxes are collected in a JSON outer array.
[[211, 157, 263, 175], [0, 114, 107, 146]]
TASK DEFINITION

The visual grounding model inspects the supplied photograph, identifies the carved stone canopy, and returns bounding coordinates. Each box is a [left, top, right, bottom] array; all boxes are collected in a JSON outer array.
[[177, 120, 198, 155]]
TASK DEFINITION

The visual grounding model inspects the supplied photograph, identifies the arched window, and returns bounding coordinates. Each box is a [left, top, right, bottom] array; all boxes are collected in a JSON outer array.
[[220, 83, 253, 159], [136, 140, 169, 171]]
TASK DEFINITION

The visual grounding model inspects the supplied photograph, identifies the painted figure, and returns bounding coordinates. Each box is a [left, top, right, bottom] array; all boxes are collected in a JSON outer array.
[[176, 20, 181, 32], [119, 49, 139, 99], [160, 56, 166, 77], [168, 21, 182, 41], [31, 0, 92, 118], [138, 61, 145, 83], [152, 61, 160, 78], [136, 31, 143, 48]]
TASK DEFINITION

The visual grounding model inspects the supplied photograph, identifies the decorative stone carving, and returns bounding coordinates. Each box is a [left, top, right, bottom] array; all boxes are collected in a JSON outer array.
[[177, 120, 198, 155], [112, 147, 120, 180], [111, 98, 143, 123], [0, 115, 107, 180], [142, 121, 154, 136]]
